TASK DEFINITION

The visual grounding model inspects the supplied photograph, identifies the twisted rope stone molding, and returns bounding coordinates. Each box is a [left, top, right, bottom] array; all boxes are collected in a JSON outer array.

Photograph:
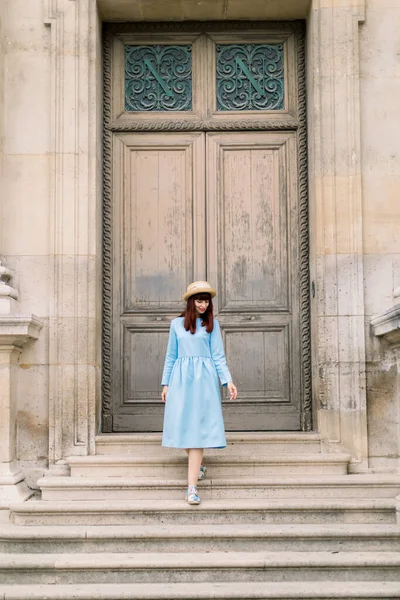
[[295, 25, 312, 431], [102, 28, 114, 431], [109, 119, 299, 132], [104, 20, 304, 36]]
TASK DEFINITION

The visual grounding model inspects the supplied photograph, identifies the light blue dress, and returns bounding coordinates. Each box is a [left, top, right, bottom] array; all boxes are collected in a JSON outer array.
[[161, 317, 232, 449]]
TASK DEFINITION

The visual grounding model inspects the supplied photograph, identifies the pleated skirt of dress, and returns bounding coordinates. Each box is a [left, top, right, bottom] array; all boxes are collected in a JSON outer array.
[[162, 356, 226, 449]]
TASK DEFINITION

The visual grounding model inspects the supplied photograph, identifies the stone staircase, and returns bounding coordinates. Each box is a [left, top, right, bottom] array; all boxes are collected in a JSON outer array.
[[1, 433, 400, 599]]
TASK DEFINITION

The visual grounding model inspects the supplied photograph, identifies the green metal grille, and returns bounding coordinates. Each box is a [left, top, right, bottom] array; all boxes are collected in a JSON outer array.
[[216, 44, 284, 111], [125, 45, 192, 112]]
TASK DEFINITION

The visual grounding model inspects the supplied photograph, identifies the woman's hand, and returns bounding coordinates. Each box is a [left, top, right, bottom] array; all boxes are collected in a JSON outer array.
[[227, 381, 238, 401], [161, 385, 168, 403]]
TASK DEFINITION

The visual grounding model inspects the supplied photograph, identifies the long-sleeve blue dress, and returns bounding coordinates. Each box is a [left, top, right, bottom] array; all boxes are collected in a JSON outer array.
[[161, 316, 232, 449]]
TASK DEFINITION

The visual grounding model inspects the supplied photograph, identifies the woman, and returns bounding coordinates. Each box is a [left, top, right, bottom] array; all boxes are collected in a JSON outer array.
[[161, 281, 238, 505]]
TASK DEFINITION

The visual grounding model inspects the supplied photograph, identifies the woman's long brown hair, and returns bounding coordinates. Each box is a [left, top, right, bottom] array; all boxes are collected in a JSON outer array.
[[180, 292, 214, 334]]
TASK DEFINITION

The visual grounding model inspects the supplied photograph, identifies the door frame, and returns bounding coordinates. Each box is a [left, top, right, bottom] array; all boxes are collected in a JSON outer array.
[[101, 21, 311, 432]]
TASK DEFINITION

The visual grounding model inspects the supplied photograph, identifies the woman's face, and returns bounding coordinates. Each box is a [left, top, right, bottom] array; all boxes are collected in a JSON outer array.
[[194, 297, 209, 315]]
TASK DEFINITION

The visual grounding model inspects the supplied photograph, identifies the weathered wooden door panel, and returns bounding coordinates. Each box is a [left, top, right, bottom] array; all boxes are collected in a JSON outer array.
[[225, 327, 290, 401], [207, 132, 301, 430], [112, 131, 301, 431], [112, 132, 205, 431]]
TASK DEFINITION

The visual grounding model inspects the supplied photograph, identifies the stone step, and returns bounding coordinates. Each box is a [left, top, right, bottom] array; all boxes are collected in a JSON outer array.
[[10, 498, 396, 526], [1, 523, 400, 554], [1, 551, 400, 584], [95, 432, 323, 456], [38, 474, 400, 501], [66, 453, 350, 478], [2, 581, 400, 599]]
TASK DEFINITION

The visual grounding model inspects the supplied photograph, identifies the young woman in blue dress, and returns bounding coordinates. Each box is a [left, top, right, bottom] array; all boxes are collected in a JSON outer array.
[[161, 281, 238, 505]]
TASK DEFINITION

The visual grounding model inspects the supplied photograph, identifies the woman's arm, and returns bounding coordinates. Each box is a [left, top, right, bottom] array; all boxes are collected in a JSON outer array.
[[210, 319, 233, 386], [161, 320, 178, 387]]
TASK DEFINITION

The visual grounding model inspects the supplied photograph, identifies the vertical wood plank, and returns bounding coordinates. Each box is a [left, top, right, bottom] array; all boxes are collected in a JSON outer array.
[[207, 131, 300, 430], [112, 132, 206, 430]]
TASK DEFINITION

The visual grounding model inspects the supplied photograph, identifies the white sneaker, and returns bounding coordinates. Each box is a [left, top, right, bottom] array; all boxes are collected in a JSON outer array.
[[185, 485, 201, 505], [198, 465, 207, 481]]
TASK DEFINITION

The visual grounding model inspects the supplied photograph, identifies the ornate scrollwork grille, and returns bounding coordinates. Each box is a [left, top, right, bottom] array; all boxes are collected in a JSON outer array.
[[216, 44, 284, 111], [125, 45, 192, 111]]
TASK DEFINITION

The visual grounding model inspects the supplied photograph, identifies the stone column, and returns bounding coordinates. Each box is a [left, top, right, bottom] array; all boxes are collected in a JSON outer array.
[[0, 1, 4, 189], [0, 262, 43, 513], [45, 0, 101, 468], [308, 0, 368, 470]]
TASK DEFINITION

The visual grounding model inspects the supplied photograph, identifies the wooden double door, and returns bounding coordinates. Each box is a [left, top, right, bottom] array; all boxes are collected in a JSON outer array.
[[110, 130, 303, 431]]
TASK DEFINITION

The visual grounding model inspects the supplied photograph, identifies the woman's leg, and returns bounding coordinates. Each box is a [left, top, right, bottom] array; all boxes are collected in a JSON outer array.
[[187, 448, 204, 487]]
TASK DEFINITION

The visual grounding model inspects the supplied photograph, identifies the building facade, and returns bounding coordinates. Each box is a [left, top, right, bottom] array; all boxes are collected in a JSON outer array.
[[0, 0, 400, 507]]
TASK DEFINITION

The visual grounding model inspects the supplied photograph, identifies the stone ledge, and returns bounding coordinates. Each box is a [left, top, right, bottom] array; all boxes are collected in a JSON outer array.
[[0, 315, 43, 347], [98, 0, 310, 21], [2, 581, 400, 600], [371, 305, 400, 347], [1, 549, 400, 569], [10, 497, 396, 527]]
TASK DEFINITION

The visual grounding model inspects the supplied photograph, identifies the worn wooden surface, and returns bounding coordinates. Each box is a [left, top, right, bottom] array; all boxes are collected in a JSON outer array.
[[108, 28, 304, 432], [207, 132, 300, 430], [112, 132, 205, 430], [112, 132, 300, 431]]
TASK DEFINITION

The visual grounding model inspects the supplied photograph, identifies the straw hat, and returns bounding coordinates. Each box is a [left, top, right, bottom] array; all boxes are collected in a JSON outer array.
[[182, 281, 216, 302]]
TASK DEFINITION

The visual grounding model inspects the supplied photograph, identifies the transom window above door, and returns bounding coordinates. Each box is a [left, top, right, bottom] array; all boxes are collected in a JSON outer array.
[[108, 26, 299, 127], [125, 44, 193, 112], [124, 42, 285, 113], [215, 44, 284, 111]]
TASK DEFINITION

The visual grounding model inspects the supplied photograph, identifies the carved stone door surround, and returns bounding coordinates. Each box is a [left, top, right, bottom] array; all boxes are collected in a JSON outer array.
[[101, 22, 311, 433], [44, 0, 368, 472]]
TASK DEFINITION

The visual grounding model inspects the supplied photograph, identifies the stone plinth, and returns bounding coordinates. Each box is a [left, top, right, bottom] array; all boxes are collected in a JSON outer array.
[[0, 314, 43, 513]]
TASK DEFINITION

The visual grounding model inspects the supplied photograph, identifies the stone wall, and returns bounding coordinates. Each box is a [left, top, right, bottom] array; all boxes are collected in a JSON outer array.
[[361, 0, 400, 471], [0, 0, 51, 486], [0, 0, 399, 488], [0, 1, 4, 201]]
